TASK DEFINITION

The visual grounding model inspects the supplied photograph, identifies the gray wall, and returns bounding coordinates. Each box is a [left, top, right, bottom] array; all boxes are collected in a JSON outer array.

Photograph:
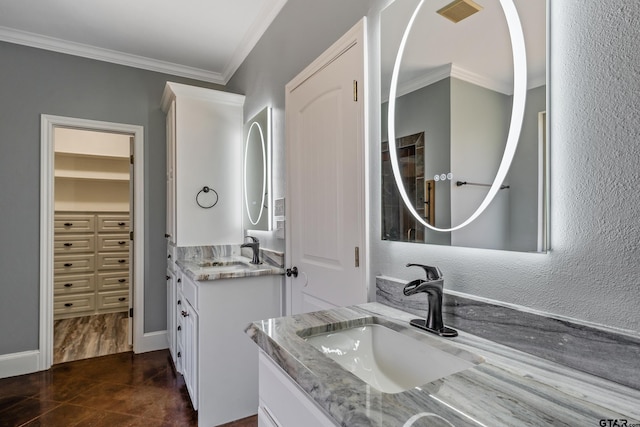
[[370, 1, 640, 333], [0, 41, 223, 354], [508, 85, 546, 251], [450, 78, 511, 250]]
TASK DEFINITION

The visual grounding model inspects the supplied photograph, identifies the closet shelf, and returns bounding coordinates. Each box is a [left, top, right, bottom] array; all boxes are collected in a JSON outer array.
[[55, 151, 129, 161], [55, 171, 130, 182]]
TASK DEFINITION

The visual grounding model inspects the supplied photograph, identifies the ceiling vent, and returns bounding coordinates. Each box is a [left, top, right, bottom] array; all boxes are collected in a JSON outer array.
[[437, 0, 483, 23]]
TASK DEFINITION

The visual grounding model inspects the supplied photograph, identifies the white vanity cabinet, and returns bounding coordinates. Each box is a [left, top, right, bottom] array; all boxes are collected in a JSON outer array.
[[258, 351, 336, 427], [161, 82, 245, 247], [175, 272, 282, 427]]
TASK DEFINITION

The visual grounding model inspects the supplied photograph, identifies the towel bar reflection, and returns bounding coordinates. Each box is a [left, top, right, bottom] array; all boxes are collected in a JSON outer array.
[[456, 181, 509, 190]]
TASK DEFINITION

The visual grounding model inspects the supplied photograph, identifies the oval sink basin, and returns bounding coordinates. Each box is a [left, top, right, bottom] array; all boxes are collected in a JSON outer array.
[[303, 323, 481, 393]]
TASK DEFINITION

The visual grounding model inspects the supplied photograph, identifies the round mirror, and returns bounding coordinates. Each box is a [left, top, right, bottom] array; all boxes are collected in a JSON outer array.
[[243, 107, 271, 230], [386, 0, 529, 233]]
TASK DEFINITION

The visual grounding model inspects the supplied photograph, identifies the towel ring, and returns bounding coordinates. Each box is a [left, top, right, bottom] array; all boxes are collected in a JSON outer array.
[[196, 186, 219, 209]]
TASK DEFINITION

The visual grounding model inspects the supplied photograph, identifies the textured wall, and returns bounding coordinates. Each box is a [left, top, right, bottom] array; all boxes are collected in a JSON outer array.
[[370, 0, 640, 333], [0, 42, 223, 354]]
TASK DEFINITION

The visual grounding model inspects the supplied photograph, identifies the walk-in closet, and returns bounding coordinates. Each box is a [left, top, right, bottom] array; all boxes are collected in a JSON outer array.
[[53, 127, 132, 363]]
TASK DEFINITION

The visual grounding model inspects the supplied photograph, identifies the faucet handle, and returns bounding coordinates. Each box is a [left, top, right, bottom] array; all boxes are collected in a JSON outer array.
[[244, 235, 258, 243], [406, 263, 442, 281]]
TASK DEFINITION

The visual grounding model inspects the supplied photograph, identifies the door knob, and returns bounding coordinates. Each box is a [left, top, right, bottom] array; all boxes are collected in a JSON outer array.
[[286, 266, 298, 277]]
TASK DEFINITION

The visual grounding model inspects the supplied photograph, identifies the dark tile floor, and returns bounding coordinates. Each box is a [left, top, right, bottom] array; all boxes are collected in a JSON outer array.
[[0, 350, 257, 427]]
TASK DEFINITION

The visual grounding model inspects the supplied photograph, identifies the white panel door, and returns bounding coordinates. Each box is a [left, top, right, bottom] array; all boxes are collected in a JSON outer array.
[[286, 20, 367, 314]]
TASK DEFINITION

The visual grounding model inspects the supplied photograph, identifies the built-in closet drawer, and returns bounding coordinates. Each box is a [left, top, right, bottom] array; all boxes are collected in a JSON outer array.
[[97, 290, 129, 310], [97, 215, 129, 232], [54, 234, 96, 254], [54, 273, 96, 294], [54, 214, 95, 234], [97, 271, 129, 291], [97, 252, 129, 270], [54, 294, 96, 317], [54, 254, 96, 274], [97, 234, 129, 252]]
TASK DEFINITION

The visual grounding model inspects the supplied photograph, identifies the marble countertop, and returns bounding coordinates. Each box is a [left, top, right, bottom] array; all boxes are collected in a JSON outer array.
[[176, 256, 284, 281], [246, 302, 640, 427]]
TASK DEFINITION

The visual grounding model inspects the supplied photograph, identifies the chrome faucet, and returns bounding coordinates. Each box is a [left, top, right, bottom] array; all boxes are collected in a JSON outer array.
[[403, 263, 458, 337], [241, 236, 261, 264]]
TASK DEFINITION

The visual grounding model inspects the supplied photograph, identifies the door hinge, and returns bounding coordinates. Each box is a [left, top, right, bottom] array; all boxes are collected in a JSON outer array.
[[353, 80, 358, 102], [130, 154, 134, 165], [129, 231, 134, 241], [355, 246, 360, 268], [129, 308, 133, 318]]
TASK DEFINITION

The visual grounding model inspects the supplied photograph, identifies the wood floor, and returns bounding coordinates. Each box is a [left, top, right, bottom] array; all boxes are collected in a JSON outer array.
[[54, 313, 131, 364], [0, 349, 258, 426]]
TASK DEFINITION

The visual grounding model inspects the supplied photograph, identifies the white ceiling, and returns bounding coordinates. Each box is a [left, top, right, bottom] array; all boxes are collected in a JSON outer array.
[[0, 0, 288, 84]]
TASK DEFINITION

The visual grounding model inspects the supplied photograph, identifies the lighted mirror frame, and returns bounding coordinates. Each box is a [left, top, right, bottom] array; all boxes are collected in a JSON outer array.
[[387, 0, 528, 232], [243, 107, 272, 230]]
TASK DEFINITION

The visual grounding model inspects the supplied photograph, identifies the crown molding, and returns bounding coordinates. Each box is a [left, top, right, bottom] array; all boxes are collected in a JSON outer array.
[[0, 1, 288, 85], [450, 64, 513, 95], [0, 26, 226, 84], [222, 0, 289, 82]]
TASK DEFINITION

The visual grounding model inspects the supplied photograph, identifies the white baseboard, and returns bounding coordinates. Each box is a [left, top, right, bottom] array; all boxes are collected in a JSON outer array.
[[0, 350, 41, 379], [0, 331, 168, 379], [136, 330, 168, 354]]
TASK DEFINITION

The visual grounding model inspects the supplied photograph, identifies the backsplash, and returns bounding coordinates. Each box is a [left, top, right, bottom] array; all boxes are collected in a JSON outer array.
[[177, 244, 284, 268], [177, 245, 237, 261], [376, 276, 640, 391]]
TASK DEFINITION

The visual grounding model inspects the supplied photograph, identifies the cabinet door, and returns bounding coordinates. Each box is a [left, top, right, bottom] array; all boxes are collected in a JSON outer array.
[[259, 352, 335, 427], [183, 299, 198, 410], [167, 269, 177, 362], [176, 287, 184, 374], [174, 94, 243, 246], [166, 100, 176, 244], [258, 405, 280, 427]]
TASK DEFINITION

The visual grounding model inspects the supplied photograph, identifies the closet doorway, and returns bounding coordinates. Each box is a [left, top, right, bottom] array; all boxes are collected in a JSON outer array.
[[40, 115, 145, 370], [53, 127, 132, 363]]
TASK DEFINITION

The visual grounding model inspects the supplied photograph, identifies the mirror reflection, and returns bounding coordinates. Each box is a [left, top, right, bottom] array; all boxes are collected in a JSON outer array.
[[381, 0, 547, 252], [243, 106, 271, 231]]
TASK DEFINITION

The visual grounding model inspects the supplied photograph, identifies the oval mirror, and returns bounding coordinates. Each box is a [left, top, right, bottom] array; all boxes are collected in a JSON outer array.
[[243, 107, 272, 231], [381, 0, 547, 251]]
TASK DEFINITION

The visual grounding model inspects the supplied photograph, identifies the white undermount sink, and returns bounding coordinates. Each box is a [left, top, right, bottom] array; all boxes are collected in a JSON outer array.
[[304, 323, 481, 393]]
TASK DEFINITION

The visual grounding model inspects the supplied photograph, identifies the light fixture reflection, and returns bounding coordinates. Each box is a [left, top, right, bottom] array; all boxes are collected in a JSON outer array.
[[387, 0, 527, 232], [243, 121, 267, 226]]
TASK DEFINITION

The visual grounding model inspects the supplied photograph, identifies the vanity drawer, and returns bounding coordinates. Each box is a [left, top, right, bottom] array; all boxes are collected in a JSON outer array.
[[97, 214, 129, 232], [54, 273, 96, 294], [54, 215, 95, 234], [97, 234, 130, 252], [97, 290, 129, 311], [54, 254, 95, 274], [97, 252, 129, 270], [54, 293, 96, 317], [97, 271, 129, 291], [54, 234, 95, 254], [182, 277, 198, 310]]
